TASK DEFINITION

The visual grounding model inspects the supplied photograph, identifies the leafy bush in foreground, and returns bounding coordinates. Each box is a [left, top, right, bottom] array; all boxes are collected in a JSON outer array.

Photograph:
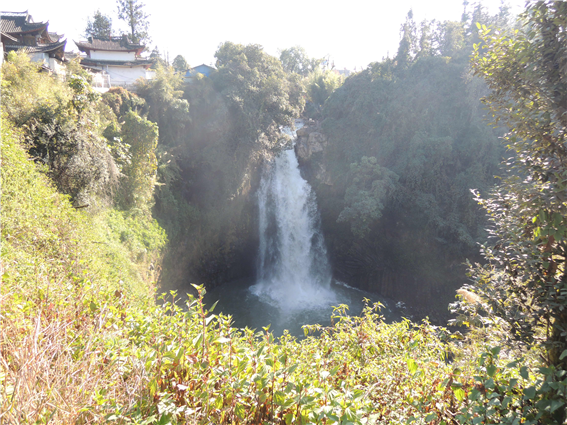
[[1, 122, 458, 424], [0, 117, 549, 425]]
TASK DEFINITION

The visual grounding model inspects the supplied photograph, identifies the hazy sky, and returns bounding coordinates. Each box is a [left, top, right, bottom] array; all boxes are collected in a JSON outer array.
[[15, 0, 526, 70]]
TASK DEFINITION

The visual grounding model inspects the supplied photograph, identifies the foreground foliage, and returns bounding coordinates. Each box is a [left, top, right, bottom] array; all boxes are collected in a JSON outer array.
[[1, 124, 547, 425], [450, 1, 567, 423]]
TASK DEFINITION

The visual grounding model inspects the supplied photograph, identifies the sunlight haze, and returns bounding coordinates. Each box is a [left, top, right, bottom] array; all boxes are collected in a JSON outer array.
[[13, 0, 526, 70]]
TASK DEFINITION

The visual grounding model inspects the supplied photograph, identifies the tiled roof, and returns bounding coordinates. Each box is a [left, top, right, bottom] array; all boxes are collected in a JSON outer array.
[[48, 32, 63, 42], [75, 36, 144, 52], [0, 30, 17, 41], [0, 11, 47, 34], [4, 39, 66, 53]]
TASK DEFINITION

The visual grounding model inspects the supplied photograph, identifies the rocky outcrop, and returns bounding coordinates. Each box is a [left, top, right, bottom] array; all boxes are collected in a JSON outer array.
[[295, 122, 332, 185]]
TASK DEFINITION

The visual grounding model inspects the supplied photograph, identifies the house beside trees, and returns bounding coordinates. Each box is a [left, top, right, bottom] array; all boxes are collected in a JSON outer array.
[[0, 11, 66, 74], [184, 63, 215, 82], [75, 36, 154, 91]]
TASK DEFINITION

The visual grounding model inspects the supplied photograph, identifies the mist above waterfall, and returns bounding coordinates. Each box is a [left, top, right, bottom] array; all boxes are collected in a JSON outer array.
[[251, 125, 336, 311]]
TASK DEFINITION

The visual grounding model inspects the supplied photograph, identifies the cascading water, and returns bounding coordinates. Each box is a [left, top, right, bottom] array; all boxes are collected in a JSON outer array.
[[251, 125, 337, 311], [202, 123, 398, 337]]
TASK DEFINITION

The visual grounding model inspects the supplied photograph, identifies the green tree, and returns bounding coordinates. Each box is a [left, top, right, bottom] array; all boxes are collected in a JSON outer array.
[[279, 46, 322, 77], [437, 21, 465, 57], [337, 157, 399, 238], [85, 10, 113, 39], [135, 63, 189, 145], [463, 2, 567, 421], [119, 111, 159, 211], [172, 54, 188, 72], [117, 0, 150, 45], [305, 68, 343, 118], [149, 46, 168, 68], [213, 42, 305, 145], [2, 52, 118, 206], [395, 9, 418, 68]]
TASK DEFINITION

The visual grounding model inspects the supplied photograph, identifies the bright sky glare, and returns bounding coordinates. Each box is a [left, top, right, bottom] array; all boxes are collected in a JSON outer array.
[[13, 0, 526, 70]]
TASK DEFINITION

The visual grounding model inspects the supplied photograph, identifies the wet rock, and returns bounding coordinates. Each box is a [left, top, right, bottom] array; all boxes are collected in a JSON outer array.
[[295, 131, 327, 160]]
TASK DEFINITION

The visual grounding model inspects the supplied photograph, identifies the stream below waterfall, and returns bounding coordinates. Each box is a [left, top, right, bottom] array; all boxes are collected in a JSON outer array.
[[203, 120, 401, 337]]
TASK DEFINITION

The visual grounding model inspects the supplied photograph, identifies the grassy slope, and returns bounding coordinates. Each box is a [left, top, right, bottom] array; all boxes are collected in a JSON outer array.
[[1, 123, 162, 423]]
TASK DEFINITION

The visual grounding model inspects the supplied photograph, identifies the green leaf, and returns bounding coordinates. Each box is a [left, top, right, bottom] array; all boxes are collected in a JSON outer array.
[[208, 300, 219, 313], [454, 387, 466, 402], [520, 366, 529, 380], [274, 390, 286, 406], [523, 386, 536, 400], [287, 364, 298, 374], [235, 403, 246, 420], [425, 413, 437, 422], [550, 400, 565, 413], [559, 349, 567, 360], [406, 358, 418, 375]]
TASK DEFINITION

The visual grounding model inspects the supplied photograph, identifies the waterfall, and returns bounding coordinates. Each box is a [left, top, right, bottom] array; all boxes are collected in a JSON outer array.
[[251, 124, 336, 311]]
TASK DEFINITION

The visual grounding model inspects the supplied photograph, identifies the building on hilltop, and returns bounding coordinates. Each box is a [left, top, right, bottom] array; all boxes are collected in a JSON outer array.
[[184, 64, 215, 82], [75, 36, 155, 91], [0, 11, 66, 74]]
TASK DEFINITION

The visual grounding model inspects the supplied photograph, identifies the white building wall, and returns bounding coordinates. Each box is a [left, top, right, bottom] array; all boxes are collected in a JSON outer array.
[[30, 52, 48, 63], [29, 52, 65, 76], [106, 65, 149, 88], [48, 57, 66, 75], [90, 50, 136, 61]]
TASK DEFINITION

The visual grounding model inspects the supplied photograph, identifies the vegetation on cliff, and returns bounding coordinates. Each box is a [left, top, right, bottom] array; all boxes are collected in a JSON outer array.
[[300, 5, 511, 317], [139, 42, 306, 290], [0, 119, 546, 422]]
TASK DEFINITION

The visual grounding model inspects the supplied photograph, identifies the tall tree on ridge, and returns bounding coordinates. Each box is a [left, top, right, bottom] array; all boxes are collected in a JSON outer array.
[[117, 0, 150, 45], [85, 10, 113, 40], [172, 55, 188, 73]]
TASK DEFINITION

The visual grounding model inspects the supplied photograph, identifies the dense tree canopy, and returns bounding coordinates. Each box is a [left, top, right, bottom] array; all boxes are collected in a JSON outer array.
[[279, 46, 322, 77], [172, 54, 189, 72], [213, 42, 305, 145], [300, 10, 509, 313]]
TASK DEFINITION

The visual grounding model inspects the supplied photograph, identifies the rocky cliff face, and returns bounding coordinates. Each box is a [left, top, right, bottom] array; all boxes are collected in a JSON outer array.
[[294, 122, 332, 186]]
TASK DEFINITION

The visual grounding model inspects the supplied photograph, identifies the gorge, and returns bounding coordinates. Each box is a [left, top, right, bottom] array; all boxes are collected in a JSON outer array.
[[204, 122, 399, 336]]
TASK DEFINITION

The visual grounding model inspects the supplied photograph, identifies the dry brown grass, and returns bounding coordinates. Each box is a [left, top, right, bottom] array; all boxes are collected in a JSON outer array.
[[0, 271, 145, 424], [0, 279, 149, 424]]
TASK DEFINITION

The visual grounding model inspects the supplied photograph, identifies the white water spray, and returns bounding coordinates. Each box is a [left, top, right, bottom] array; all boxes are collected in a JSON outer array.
[[251, 124, 336, 311]]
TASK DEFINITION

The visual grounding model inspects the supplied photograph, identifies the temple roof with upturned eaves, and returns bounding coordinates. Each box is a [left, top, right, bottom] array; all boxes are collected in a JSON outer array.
[[4, 39, 66, 54], [0, 11, 47, 34], [75, 36, 145, 54], [1, 11, 66, 61]]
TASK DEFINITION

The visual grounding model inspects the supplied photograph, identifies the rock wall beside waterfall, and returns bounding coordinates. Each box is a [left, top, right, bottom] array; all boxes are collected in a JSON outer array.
[[294, 122, 332, 186]]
